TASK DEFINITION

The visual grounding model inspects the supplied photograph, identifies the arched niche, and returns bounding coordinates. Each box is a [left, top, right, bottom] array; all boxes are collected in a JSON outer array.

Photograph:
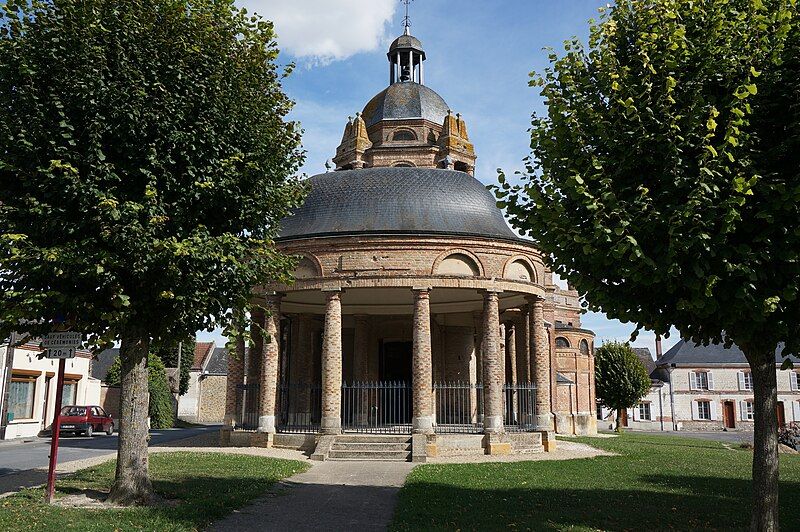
[[294, 256, 321, 280], [555, 336, 571, 349], [580, 339, 590, 356], [392, 129, 416, 141], [435, 253, 480, 277], [505, 258, 536, 283]]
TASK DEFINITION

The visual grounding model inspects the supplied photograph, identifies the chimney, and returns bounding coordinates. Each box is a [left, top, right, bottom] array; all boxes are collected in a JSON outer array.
[[655, 334, 663, 359]]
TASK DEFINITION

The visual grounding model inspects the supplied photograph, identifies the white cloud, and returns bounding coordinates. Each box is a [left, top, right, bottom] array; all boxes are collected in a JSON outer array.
[[239, 0, 398, 63]]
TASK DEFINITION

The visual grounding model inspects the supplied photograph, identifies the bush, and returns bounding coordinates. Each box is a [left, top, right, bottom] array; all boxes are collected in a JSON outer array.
[[105, 353, 175, 429], [779, 423, 800, 450]]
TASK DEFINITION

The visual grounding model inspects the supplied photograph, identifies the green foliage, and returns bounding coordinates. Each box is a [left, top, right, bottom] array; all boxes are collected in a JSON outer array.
[[494, 0, 800, 358], [106, 353, 175, 428], [0, 0, 306, 350], [594, 341, 652, 413], [0, 452, 309, 530], [155, 338, 194, 396]]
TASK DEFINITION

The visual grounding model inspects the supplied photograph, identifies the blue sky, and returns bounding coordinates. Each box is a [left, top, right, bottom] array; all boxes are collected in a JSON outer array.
[[198, 0, 681, 354]]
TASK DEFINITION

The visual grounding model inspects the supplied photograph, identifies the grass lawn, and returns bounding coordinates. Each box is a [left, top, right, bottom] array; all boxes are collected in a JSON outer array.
[[0, 452, 308, 531], [392, 433, 800, 531]]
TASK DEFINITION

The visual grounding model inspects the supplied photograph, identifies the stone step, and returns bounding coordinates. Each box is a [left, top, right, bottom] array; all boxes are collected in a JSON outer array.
[[331, 442, 411, 452], [335, 434, 411, 444], [328, 449, 412, 461]]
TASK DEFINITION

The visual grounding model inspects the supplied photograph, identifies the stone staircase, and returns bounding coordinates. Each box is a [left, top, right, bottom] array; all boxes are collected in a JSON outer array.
[[327, 434, 412, 462]]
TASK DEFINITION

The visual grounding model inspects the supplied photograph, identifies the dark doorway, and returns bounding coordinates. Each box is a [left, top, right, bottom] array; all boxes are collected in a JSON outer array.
[[621, 409, 629, 427], [380, 341, 412, 382], [777, 401, 786, 428], [723, 401, 736, 429]]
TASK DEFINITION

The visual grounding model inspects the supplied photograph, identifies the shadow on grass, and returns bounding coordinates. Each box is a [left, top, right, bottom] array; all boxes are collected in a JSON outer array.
[[391, 475, 800, 531]]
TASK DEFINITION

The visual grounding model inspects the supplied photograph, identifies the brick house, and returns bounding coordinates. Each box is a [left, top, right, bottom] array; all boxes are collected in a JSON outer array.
[[222, 26, 596, 460]]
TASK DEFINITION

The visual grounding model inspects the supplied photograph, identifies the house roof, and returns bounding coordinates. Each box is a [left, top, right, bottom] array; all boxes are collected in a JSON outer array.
[[632, 347, 657, 374], [205, 347, 228, 375], [92, 348, 119, 382], [192, 342, 214, 370], [658, 340, 800, 367]]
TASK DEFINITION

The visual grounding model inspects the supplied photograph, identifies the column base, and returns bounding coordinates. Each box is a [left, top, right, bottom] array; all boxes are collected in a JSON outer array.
[[483, 433, 512, 455], [412, 415, 434, 434], [534, 412, 555, 432], [483, 415, 504, 434], [257, 415, 276, 433], [320, 416, 342, 434]]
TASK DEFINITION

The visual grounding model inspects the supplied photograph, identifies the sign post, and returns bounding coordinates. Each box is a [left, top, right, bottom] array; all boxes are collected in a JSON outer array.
[[42, 332, 81, 503]]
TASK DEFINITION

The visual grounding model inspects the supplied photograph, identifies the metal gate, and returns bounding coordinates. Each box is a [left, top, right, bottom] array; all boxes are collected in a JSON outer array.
[[341, 381, 412, 434]]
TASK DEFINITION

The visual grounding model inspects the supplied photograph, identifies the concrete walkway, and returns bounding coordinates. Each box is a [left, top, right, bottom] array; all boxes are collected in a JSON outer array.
[[210, 460, 415, 532]]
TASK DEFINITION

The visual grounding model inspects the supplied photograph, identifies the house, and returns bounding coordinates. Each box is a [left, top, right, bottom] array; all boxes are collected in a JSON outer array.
[[177, 341, 228, 423], [598, 341, 800, 432], [0, 340, 101, 440]]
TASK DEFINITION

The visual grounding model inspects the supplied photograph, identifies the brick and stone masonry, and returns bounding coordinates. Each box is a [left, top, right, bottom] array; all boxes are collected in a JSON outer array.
[[482, 290, 503, 433], [412, 288, 434, 433], [321, 289, 343, 434], [223, 338, 245, 428], [530, 296, 555, 432], [258, 294, 282, 433]]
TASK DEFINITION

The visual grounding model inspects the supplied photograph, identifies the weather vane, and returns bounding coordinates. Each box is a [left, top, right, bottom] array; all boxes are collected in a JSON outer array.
[[402, 0, 414, 34]]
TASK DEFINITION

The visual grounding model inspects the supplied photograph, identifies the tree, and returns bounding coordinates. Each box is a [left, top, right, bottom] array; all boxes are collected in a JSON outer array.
[[106, 354, 175, 429], [155, 338, 194, 396], [594, 342, 651, 433], [0, 0, 305, 505], [494, 2, 798, 529]]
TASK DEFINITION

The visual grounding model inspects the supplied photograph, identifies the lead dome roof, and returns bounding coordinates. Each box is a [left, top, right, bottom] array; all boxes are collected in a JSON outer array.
[[277, 167, 518, 241], [361, 82, 449, 128]]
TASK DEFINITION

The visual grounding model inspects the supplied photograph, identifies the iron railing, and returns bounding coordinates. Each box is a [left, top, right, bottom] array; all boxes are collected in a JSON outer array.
[[504, 382, 537, 432], [433, 381, 484, 433], [341, 381, 412, 434], [277, 383, 322, 433], [235, 383, 260, 430]]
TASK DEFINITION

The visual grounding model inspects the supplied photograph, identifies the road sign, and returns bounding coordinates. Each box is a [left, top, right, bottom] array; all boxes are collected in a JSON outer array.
[[42, 332, 81, 359], [42, 332, 81, 348]]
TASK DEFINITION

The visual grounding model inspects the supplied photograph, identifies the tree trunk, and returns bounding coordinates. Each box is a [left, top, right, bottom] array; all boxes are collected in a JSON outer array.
[[615, 408, 624, 433], [747, 347, 779, 531], [107, 331, 153, 505]]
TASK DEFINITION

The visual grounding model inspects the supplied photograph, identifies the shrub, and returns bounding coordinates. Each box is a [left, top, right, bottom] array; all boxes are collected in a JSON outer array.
[[106, 353, 175, 429], [779, 423, 800, 450]]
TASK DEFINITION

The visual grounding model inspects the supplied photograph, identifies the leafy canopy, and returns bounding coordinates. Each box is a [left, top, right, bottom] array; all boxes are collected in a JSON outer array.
[[0, 0, 306, 348], [495, 0, 799, 356], [594, 341, 652, 412]]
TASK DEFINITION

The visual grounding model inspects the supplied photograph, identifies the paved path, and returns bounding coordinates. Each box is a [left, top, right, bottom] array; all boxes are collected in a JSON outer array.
[[210, 460, 416, 532]]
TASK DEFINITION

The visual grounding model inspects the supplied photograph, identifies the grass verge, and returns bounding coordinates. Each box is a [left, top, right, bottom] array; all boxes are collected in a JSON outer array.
[[0, 451, 308, 531], [391, 432, 800, 531]]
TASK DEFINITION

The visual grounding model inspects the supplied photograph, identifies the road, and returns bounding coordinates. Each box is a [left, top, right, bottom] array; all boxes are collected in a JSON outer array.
[[0, 425, 217, 477]]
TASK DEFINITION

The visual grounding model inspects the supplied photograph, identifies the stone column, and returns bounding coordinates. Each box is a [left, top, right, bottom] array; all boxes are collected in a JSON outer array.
[[223, 337, 245, 428], [412, 288, 434, 434], [530, 296, 554, 431], [258, 294, 283, 433], [506, 322, 518, 424], [482, 291, 504, 433], [320, 289, 343, 434]]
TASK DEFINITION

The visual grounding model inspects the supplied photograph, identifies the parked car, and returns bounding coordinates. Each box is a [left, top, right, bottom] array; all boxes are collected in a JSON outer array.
[[59, 405, 114, 437]]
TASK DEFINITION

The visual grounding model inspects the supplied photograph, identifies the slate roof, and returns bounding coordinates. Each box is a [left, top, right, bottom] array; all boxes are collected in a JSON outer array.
[[277, 168, 519, 241], [658, 340, 800, 367], [362, 82, 447, 128], [389, 34, 425, 56], [92, 348, 119, 382], [205, 347, 228, 376], [632, 347, 657, 374]]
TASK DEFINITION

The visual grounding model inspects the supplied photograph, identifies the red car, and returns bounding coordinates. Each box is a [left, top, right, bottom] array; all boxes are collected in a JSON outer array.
[[59, 405, 114, 437]]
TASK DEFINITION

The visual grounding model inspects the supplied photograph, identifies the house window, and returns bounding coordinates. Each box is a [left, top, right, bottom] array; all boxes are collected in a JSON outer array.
[[697, 400, 711, 420], [555, 337, 570, 348], [690, 371, 713, 390], [8, 374, 36, 420], [791, 372, 800, 391], [62, 380, 78, 405], [740, 371, 753, 391], [743, 401, 755, 421], [638, 402, 652, 421], [580, 339, 590, 356], [392, 130, 416, 141]]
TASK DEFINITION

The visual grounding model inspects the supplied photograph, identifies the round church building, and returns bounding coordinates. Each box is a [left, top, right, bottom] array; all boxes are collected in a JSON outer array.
[[223, 29, 597, 458]]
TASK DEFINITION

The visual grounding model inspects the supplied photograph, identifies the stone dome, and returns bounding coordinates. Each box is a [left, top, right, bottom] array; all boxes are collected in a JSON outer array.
[[277, 167, 518, 241], [361, 82, 449, 128]]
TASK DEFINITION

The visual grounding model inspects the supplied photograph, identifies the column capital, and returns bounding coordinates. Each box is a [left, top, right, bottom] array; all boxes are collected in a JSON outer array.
[[412, 285, 432, 293], [322, 287, 342, 301], [525, 294, 544, 305]]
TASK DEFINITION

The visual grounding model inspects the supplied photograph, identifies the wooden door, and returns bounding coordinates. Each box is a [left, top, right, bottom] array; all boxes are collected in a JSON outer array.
[[621, 408, 629, 427], [777, 402, 786, 428], [723, 401, 736, 429]]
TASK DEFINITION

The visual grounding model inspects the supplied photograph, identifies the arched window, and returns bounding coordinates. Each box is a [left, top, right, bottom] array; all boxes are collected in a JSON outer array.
[[506, 260, 535, 282], [436, 253, 480, 276], [393, 129, 416, 141], [555, 337, 570, 348], [580, 339, 590, 356]]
